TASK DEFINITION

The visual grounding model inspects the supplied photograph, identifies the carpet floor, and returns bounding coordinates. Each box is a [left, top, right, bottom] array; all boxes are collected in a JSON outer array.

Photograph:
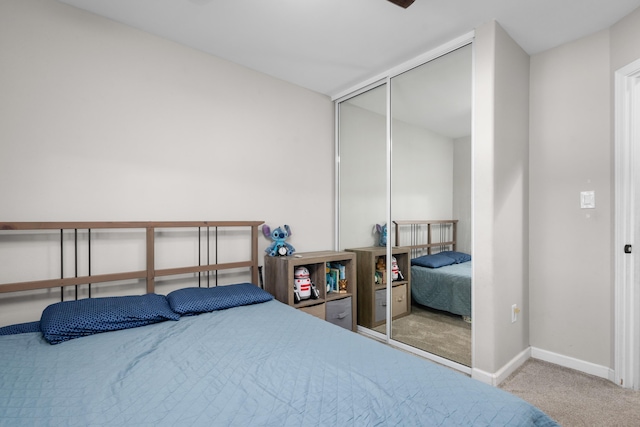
[[373, 303, 471, 366], [368, 307, 640, 425], [500, 359, 640, 426], [370, 307, 640, 425]]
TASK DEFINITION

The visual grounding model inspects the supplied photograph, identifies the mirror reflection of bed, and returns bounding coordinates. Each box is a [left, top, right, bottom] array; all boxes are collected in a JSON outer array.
[[386, 220, 471, 366], [336, 44, 472, 368]]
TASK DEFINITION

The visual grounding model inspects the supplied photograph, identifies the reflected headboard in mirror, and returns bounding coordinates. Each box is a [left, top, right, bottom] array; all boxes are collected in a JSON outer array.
[[393, 220, 458, 258]]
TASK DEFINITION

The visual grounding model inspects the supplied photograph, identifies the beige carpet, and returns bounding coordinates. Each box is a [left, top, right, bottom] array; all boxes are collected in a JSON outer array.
[[369, 310, 640, 425], [373, 303, 471, 366], [371, 311, 640, 425], [500, 359, 640, 426]]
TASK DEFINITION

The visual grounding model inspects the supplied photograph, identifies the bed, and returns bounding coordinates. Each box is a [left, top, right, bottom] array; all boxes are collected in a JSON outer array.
[[394, 220, 472, 319], [0, 221, 557, 426]]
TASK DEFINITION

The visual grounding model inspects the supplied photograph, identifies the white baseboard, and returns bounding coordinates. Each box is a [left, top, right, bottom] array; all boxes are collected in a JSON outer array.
[[473, 347, 615, 386], [472, 347, 531, 386], [531, 347, 615, 382], [359, 330, 616, 387]]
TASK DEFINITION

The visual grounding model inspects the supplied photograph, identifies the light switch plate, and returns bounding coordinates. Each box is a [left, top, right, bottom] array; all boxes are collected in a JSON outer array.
[[580, 191, 595, 209]]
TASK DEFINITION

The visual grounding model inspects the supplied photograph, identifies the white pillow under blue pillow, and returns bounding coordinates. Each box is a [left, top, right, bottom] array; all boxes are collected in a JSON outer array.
[[167, 283, 273, 315], [40, 294, 180, 344]]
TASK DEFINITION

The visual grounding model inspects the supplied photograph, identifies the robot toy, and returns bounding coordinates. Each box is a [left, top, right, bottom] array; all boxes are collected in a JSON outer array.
[[293, 266, 319, 303]]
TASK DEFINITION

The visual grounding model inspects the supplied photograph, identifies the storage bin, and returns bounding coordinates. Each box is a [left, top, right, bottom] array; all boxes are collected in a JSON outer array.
[[375, 285, 408, 323], [375, 289, 386, 322], [326, 297, 352, 330], [392, 284, 407, 317]]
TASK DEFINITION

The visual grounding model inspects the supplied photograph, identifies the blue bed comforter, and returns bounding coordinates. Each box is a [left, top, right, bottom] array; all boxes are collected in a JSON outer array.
[[411, 261, 472, 317], [0, 299, 556, 426]]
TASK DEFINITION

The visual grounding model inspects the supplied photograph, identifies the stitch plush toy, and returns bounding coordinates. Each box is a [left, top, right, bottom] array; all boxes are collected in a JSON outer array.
[[263, 224, 295, 256], [375, 223, 387, 247]]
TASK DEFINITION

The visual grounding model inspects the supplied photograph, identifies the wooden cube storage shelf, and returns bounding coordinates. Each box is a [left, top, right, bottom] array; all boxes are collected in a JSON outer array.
[[263, 251, 357, 331], [346, 246, 411, 329]]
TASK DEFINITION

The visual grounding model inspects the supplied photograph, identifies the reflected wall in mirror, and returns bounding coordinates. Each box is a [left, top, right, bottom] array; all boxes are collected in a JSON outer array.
[[338, 84, 387, 251], [390, 44, 472, 366], [338, 84, 391, 336]]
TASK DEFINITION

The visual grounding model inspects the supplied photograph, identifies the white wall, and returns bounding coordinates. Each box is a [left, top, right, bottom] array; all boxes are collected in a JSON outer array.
[[492, 22, 531, 373], [610, 7, 640, 72], [453, 135, 472, 254], [528, 6, 640, 372], [473, 21, 530, 377], [474, 8, 640, 380], [0, 0, 334, 325], [392, 119, 454, 221], [529, 30, 612, 368], [338, 103, 387, 249], [338, 102, 456, 250]]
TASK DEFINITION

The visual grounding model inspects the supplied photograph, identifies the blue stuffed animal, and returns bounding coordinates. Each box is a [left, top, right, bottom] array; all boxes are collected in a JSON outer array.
[[263, 224, 295, 256], [376, 223, 387, 247]]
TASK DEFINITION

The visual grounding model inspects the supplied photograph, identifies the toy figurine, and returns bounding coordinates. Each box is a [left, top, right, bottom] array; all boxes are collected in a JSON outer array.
[[375, 223, 387, 246], [263, 224, 295, 257], [391, 256, 404, 280], [293, 266, 319, 302], [375, 257, 386, 285], [294, 266, 312, 301], [375, 256, 403, 283]]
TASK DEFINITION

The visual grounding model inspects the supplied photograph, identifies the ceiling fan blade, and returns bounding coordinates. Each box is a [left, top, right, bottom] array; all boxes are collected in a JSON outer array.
[[388, 0, 415, 8]]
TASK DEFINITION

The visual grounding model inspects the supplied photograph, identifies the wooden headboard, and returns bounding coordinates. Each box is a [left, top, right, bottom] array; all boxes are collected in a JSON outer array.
[[393, 220, 458, 258], [0, 221, 263, 298]]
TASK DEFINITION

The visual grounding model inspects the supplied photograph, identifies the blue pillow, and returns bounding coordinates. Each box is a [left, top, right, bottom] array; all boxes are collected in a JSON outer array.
[[411, 253, 456, 269], [0, 321, 40, 336], [40, 294, 180, 345], [439, 251, 472, 264], [167, 283, 273, 315]]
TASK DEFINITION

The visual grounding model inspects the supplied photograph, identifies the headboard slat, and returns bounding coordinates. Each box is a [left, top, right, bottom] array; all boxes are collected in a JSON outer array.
[[393, 220, 458, 257], [0, 271, 148, 294], [155, 261, 256, 278], [0, 221, 264, 296]]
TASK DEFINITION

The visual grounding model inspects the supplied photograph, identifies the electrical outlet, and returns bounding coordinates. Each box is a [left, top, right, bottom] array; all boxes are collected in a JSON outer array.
[[511, 304, 520, 323]]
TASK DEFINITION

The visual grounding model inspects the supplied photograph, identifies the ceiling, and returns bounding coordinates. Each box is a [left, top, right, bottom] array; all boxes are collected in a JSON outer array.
[[57, 0, 640, 98], [346, 44, 472, 139]]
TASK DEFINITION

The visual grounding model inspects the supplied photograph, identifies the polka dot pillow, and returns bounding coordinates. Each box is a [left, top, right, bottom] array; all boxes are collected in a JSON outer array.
[[0, 321, 40, 336], [40, 294, 180, 344], [167, 283, 273, 315]]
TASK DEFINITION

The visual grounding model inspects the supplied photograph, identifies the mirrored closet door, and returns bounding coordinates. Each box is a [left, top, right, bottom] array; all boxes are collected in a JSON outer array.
[[337, 42, 473, 368], [337, 84, 392, 338], [390, 44, 472, 366], [338, 83, 387, 253]]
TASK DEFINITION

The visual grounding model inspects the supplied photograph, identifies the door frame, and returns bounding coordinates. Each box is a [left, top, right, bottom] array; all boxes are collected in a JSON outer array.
[[614, 57, 640, 390]]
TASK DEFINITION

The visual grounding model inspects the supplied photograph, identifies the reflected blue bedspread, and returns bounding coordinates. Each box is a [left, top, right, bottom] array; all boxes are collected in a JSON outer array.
[[0, 299, 556, 426], [411, 261, 472, 317]]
